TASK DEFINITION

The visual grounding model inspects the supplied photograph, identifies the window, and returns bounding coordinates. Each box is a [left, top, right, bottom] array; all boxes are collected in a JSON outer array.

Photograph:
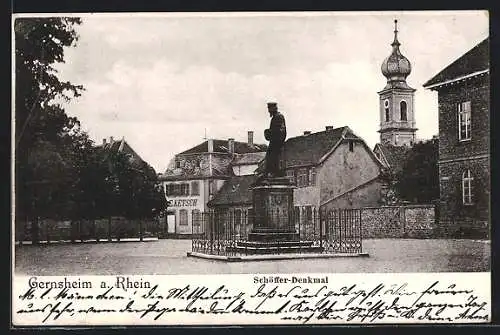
[[462, 170, 473, 205], [458, 101, 471, 141], [286, 169, 296, 184], [191, 181, 200, 195], [234, 209, 242, 226], [309, 167, 316, 186], [305, 206, 313, 223], [384, 99, 390, 122], [192, 209, 201, 226], [248, 208, 254, 227], [166, 183, 191, 197], [175, 161, 181, 168], [209, 180, 215, 196], [297, 168, 308, 187], [349, 141, 354, 152], [166, 184, 173, 196], [179, 209, 188, 225], [400, 101, 407, 121]]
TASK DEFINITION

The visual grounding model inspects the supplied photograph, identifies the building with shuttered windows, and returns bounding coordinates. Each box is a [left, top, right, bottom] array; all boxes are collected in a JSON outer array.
[[159, 131, 267, 237]]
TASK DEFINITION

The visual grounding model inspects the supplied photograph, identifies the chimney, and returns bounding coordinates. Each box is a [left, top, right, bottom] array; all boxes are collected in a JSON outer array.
[[208, 139, 214, 152], [247, 131, 254, 146], [102, 138, 107, 145], [109, 136, 114, 144], [325, 126, 334, 131], [303, 131, 311, 136], [228, 138, 235, 154]]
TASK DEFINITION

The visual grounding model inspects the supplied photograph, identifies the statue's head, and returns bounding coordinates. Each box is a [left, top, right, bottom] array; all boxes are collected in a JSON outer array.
[[267, 102, 278, 117]]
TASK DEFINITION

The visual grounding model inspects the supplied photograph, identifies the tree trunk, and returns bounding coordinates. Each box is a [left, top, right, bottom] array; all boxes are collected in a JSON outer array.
[[108, 216, 112, 242], [70, 220, 76, 243], [46, 220, 50, 244], [32, 216, 39, 245], [139, 220, 143, 242], [79, 220, 83, 242], [94, 219, 99, 242]]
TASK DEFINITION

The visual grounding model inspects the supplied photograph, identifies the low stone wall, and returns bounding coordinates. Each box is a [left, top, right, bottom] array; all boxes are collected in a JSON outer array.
[[361, 205, 436, 239], [433, 219, 489, 239]]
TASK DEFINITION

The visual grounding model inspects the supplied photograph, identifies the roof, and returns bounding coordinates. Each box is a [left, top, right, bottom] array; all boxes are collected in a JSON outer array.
[[160, 159, 234, 181], [423, 38, 489, 88], [179, 139, 267, 155], [231, 152, 266, 166], [374, 143, 410, 174], [283, 126, 360, 167], [96, 138, 149, 171], [207, 174, 258, 207]]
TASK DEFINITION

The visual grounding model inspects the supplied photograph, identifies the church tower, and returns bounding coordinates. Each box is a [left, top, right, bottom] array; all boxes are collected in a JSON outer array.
[[378, 20, 417, 147]]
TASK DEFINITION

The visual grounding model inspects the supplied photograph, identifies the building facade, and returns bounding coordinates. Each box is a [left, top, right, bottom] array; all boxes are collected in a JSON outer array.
[[206, 174, 258, 237], [206, 137, 265, 236], [423, 38, 490, 235], [160, 133, 266, 237], [284, 126, 386, 212]]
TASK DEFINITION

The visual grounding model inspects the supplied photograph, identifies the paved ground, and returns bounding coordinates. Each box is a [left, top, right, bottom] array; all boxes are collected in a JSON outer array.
[[14, 238, 490, 276]]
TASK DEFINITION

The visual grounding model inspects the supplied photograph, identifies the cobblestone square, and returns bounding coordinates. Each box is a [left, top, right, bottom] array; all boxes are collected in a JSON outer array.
[[14, 238, 490, 276]]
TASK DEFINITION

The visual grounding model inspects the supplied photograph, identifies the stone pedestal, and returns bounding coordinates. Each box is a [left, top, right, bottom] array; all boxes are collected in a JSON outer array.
[[232, 177, 322, 254], [248, 177, 297, 242]]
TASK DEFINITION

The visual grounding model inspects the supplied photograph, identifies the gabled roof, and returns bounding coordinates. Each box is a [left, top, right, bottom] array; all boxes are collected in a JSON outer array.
[[179, 139, 267, 155], [207, 174, 257, 207], [96, 137, 148, 171], [374, 143, 410, 174], [283, 126, 360, 167], [232, 152, 266, 166], [423, 38, 489, 89]]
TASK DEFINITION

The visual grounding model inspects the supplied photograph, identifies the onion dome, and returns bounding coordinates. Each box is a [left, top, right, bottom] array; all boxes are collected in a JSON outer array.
[[381, 20, 412, 84]]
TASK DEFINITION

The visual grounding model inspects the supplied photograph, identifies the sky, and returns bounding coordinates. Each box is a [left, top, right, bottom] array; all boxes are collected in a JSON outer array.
[[48, 11, 488, 173]]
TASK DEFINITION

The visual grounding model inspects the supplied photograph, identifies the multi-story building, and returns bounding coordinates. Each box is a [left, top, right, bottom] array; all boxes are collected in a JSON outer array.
[[284, 126, 385, 212], [207, 148, 264, 212], [423, 38, 490, 236], [160, 132, 267, 237]]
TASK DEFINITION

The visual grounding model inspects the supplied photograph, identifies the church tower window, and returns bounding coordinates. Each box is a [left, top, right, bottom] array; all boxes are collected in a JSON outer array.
[[384, 99, 390, 122], [400, 101, 408, 121]]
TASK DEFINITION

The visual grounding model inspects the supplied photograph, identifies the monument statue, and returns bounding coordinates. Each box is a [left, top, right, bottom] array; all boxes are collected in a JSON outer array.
[[261, 102, 286, 178]]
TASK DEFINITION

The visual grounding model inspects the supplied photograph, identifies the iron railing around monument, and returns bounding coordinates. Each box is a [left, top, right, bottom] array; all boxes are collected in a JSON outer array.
[[191, 207, 362, 256]]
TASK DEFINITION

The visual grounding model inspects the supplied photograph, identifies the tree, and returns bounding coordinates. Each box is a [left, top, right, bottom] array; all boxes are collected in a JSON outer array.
[[15, 17, 83, 149], [14, 17, 166, 243], [81, 149, 166, 239], [15, 17, 86, 242], [104, 151, 166, 220], [394, 138, 439, 203]]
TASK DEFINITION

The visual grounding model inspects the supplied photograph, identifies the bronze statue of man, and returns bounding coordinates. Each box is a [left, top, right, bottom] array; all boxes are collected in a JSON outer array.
[[263, 102, 286, 178]]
